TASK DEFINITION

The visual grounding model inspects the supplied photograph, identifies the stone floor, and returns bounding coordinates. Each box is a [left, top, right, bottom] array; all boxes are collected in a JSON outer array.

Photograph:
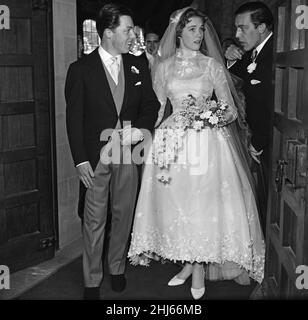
[[0, 238, 83, 300], [0, 237, 266, 300]]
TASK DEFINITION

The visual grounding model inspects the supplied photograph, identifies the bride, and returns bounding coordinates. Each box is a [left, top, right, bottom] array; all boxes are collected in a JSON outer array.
[[128, 7, 265, 300]]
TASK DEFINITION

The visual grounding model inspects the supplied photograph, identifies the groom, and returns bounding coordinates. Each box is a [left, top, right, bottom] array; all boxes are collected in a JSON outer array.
[[65, 3, 159, 299]]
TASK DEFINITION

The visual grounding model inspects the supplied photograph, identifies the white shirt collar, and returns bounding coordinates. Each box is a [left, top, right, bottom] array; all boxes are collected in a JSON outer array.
[[98, 46, 121, 66], [255, 32, 273, 56]]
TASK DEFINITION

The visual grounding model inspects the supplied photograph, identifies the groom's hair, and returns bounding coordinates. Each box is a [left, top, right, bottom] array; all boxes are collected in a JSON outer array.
[[96, 3, 133, 39], [235, 2, 274, 31]]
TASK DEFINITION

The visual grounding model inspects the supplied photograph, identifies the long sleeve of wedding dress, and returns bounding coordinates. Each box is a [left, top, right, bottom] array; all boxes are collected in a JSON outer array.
[[209, 59, 238, 125], [153, 62, 167, 127]]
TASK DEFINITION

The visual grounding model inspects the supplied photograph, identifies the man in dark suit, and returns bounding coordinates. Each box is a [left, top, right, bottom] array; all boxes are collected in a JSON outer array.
[[65, 3, 159, 299], [225, 2, 274, 233], [145, 31, 160, 70], [136, 30, 160, 74]]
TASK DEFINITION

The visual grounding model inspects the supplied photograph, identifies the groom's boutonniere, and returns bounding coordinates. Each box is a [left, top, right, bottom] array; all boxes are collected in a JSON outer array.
[[131, 66, 140, 74], [247, 62, 257, 74]]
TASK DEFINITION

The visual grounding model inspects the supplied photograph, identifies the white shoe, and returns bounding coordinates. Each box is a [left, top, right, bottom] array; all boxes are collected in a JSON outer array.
[[191, 287, 205, 300], [168, 275, 189, 286]]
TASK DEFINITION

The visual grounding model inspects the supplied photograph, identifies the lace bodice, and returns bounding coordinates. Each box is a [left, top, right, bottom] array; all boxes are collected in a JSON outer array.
[[153, 50, 237, 126]]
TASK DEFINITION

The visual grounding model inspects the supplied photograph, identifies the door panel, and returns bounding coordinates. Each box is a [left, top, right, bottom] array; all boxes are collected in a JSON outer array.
[[266, 0, 308, 298], [0, 0, 56, 272]]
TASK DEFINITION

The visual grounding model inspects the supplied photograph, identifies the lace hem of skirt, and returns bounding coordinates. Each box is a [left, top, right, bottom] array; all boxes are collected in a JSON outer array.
[[128, 234, 265, 284]]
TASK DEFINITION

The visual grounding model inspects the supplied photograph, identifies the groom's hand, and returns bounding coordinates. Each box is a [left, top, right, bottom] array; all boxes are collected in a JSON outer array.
[[76, 161, 94, 188]]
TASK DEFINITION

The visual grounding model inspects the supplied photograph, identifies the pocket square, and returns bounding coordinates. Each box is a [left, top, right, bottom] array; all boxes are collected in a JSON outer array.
[[135, 81, 141, 86], [251, 79, 261, 85]]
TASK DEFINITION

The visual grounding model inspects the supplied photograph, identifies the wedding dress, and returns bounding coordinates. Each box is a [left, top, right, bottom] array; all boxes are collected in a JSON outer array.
[[128, 49, 265, 284]]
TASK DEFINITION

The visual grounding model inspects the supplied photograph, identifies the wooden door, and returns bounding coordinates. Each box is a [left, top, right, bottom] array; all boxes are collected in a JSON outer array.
[[0, 0, 56, 272], [265, 0, 308, 298]]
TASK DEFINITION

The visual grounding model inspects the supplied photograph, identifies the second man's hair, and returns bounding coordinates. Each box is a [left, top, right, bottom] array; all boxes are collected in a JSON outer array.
[[235, 2, 274, 31]]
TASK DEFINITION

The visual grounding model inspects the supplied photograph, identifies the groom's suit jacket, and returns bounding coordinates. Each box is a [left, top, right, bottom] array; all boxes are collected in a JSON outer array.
[[229, 37, 274, 153], [65, 48, 160, 217]]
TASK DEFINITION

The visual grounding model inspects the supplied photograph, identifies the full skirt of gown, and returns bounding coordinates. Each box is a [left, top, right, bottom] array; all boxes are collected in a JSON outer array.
[[128, 124, 265, 284]]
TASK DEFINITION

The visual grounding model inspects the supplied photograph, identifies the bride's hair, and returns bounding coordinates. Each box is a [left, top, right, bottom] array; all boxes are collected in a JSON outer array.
[[175, 8, 206, 48]]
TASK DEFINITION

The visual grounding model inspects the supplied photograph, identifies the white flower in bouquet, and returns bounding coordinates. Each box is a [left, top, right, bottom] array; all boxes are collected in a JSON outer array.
[[156, 172, 171, 183], [166, 150, 175, 162], [156, 158, 164, 168], [201, 110, 212, 119], [219, 101, 228, 110], [166, 128, 174, 137], [174, 128, 185, 137], [209, 100, 217, 109], [192, 120, 204, 131], [208, 115, 219, 125]]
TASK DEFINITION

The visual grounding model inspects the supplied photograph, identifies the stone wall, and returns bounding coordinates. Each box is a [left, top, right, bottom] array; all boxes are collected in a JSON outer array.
[[52, 0, 81, 248]]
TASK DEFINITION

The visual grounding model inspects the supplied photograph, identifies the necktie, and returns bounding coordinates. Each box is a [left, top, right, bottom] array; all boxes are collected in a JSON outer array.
[[109, 56, 119, 85], [251, 49, 257, 62]]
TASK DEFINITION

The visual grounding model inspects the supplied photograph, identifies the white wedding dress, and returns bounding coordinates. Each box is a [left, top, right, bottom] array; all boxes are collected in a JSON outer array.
[[128, 50, 265, 284]]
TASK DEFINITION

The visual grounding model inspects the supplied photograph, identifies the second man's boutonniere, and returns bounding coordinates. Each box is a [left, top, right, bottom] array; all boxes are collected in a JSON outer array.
[[247, 62, 257, 74], [131, 66, 140, 74], [251, 79, 261, 85]]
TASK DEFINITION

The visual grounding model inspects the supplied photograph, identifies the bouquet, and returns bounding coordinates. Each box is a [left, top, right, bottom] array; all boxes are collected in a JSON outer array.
[[153, 95, 231, 183], [178, 94, 230, 130]]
